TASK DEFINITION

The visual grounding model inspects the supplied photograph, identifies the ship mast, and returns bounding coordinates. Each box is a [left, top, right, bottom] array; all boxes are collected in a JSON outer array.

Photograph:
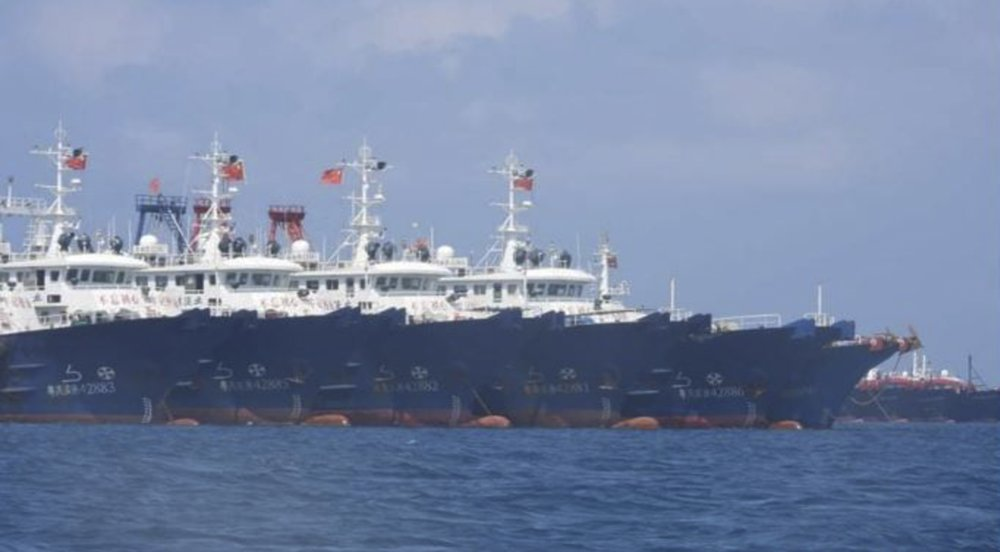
[[597, 233, 613, 302], [594, 233, 628, 308], [331, 140, 388, 267], [190, 134, 238, 260], [479, 152, 532, 270], [29, 122, 82, 255]]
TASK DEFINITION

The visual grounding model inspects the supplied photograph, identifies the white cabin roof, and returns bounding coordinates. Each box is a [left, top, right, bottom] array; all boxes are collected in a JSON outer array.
[[443, 267, 596, 284], [142, 255, 302, 274], [1, 253, 149, 271], [296, 260, 451, 279]]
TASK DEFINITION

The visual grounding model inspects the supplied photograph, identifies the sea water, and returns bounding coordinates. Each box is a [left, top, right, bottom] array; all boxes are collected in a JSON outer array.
[[1, 423, 997, 551]]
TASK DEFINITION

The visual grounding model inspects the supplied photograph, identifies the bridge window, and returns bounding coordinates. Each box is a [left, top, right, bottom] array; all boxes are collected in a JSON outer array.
[[473, 285, 486, 296], [401, 277, 423, 291], [306, 280, 319, 291], [116, 272, 126, 284], [251, 273, 273, 287], [50, 271, 61, 282], [527, 283, 543, 298], [155, 276, 168, 290], [136, 276, 149, 287], [547, 284, 567, 297], [326, 279, 338, 290], [507, 284, 518, 296], [80, 269, 91, 283]]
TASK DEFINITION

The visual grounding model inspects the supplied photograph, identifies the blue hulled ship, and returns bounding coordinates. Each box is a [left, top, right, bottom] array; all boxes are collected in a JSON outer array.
[[0, 125, 238, 423]]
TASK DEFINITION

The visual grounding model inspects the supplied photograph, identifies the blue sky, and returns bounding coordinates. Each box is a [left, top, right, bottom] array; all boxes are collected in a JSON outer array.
[[1, 1, 998, 383]]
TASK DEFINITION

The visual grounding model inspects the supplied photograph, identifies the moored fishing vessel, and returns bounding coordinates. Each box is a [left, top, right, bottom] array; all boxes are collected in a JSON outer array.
[[0, 124, 235, 423], [131, 136, 399, 425], [438, 154, 705, 427], [291, 143, 530, 427], [440, 153, 917, 429]]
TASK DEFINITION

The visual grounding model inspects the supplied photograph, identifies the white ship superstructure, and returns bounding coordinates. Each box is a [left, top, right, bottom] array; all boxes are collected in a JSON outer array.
[[290, 141, 471, 322], [438, 153, 639, 322], [0, 124, 168, 332], [136, 136, 320, 318]]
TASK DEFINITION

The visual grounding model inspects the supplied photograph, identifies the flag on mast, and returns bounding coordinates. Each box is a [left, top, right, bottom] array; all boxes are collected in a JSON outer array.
[[64, 148, 88, 170], [513, 167, 534, 191], [513, 176, 533, 191], [221, 155, 245, 181], [321, 167, 344, 185], [149, 177, 161, 195]]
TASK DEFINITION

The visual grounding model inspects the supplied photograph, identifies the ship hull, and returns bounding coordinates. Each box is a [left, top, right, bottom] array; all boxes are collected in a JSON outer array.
[[763, 341, 897, 428], [483, 312, 688, 428], [164, 308, 374, 425], [841, 386, 1000, 423], [950, 390, 1000, 422], [312, 310, 527, 427], [623, 320, 778, 429], [0, 310, 224, 424]]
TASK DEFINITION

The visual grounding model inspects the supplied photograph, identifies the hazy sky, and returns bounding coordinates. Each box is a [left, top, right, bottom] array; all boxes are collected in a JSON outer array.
[[1, 1, 997, 383]]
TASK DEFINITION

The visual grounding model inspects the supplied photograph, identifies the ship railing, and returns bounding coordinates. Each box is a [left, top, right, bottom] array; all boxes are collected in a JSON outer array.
[[564, 308, 652, 326], [437, 257, 471, 270], [37, 312, 71, 328], [804, 312, 836, 327], [37, 309, 142, 328], [5, 251, 55, 262], [713, 313, 783, 331], [527, 296, 592, 304], [16, 282, 137, 292], [0, 195, 49, 216], [374, 289, 446, 297]]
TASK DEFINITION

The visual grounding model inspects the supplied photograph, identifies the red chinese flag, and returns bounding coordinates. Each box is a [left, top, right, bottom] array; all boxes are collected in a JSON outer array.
[[65, 148, 87, 170], [513, 176, 533, 191], [321, 167, 344, 185], [149, 177, 161, 195], [221, 160, 245, 181]]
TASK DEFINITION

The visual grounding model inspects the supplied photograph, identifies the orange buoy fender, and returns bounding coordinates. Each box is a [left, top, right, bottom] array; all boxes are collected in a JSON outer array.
[[460, 415, 512, 429], [612, 417, 660, 430], [303, 414, 351, 427], [769, 420, 803, 430]]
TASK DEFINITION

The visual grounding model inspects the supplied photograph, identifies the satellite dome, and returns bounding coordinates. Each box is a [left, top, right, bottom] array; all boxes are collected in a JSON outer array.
[[291, 240, 311, 255], [138, 234, 159, 247], [436, 245, 455, 261]]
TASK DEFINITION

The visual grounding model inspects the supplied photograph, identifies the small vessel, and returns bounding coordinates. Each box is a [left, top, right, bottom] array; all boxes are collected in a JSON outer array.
[[841, 353, 1000, 422]]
